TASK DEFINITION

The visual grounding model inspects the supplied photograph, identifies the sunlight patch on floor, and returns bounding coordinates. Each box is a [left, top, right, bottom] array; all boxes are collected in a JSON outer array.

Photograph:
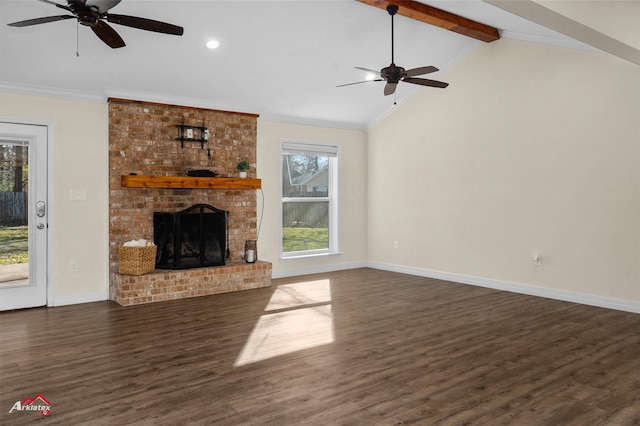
[[265, 279, 332, 311], [234, 279, 334, 367]]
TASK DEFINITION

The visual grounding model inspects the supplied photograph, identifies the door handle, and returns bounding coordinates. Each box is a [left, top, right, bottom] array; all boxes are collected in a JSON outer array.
[[36, 201, 46, 218]]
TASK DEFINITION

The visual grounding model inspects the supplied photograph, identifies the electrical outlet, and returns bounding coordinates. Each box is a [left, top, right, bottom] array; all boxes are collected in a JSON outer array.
[[394, 240, 399, 249], [70, 261, 78, 272]]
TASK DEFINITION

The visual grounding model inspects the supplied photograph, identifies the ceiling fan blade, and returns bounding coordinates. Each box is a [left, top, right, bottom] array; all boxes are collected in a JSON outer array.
[[86, 0, 121, 13], [337, 79, 383, 88], [404, 66, 439, 77], [8, 15, 75, 27], [106, 14, 183, 35], [403, 77, 449, 89], [91, 20, 125, 48], [384, 82, 397, 96], [37, 0, 73, 12], [355, 67, 382, 76]]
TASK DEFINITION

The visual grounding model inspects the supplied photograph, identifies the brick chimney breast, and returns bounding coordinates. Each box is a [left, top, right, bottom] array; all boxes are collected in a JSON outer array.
[[108, 99, 270, 306]]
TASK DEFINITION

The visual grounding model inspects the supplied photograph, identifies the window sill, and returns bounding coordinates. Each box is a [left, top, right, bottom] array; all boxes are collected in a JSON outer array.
[[280, 251, 342, 261]]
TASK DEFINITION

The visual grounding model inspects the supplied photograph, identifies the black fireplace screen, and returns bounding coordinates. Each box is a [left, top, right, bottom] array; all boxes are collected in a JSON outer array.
[[154, 204, 228, 270]]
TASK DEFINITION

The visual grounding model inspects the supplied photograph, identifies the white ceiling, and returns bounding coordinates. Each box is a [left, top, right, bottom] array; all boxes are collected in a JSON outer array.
[[0, 0, 599, 129]]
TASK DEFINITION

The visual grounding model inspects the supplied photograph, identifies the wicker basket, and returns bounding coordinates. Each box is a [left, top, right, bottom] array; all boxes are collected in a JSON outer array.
[[118, 243, 157, 275]]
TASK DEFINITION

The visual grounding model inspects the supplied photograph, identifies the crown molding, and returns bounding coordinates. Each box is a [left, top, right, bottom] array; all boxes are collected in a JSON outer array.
[[101, 88, 368, 131], [0, 81, 103, 103], [0, 82, 368, 132], [501, 30, 601, 52], [102, 88, 261, 116], [258, 113, 366, 132]]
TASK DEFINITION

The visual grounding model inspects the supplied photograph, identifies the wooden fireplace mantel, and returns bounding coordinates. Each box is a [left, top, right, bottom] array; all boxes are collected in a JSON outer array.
[[121, 175, 261, 190]]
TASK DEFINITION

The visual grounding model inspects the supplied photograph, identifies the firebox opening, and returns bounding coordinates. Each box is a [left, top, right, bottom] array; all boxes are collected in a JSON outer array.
[[154, 204, 228, 270]]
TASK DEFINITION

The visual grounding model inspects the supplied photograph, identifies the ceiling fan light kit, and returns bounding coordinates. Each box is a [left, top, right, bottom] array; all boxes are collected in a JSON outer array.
[[7, 0, 183, 49], [338, 4, 449, 96]]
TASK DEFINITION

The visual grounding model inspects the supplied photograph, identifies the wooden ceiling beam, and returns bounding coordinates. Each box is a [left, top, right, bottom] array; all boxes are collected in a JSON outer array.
[[357, 0, 500, 43]]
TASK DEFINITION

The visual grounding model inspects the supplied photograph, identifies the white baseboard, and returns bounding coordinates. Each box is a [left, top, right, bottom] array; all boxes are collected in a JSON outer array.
[[272, 261, 368, 279], [51, 291, 108, 307], [47, 264, 639, 314], [367, 261, 640, 314]]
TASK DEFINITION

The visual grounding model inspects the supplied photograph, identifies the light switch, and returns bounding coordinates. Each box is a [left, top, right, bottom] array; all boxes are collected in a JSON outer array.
[[69, 189, 87, 201]]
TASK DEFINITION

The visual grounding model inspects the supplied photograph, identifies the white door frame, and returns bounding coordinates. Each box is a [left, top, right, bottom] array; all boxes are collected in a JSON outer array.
[[0, 117, 54, 309]]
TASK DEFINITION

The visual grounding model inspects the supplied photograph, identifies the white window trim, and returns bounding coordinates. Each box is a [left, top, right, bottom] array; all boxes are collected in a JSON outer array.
[[280, 140, 339, 259]]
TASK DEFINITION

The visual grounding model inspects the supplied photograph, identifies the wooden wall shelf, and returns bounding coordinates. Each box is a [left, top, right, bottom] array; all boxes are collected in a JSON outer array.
[[121, 175, 261, 189]]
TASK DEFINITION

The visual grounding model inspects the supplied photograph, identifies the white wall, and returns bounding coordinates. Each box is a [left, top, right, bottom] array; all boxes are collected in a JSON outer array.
[[367, 38, 640, 306], [257, 120, 368, 277], [0, 92, 109, 304]]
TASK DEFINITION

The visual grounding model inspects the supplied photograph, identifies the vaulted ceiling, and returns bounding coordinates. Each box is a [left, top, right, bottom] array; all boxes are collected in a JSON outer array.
[[0, 1, 636, 129]]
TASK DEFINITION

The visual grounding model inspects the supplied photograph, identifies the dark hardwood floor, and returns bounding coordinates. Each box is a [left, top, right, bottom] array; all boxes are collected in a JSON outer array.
[[1, 268, 639, 425]]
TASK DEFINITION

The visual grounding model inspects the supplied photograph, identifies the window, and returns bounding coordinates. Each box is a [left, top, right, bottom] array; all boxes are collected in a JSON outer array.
[[281, 141, 338, 258]]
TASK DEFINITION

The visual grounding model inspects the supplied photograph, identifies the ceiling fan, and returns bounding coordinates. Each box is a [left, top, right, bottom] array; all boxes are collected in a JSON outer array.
[[338, 4, 448, 96], [7, 0, 183, 49]]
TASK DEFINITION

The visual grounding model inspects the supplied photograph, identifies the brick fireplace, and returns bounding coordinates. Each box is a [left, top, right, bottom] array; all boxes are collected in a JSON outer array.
[[108, 98, 271, 306]]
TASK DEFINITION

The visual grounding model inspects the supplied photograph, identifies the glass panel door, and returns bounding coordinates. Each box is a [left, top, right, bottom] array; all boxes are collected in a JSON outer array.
[[0, 122, 47, 310]]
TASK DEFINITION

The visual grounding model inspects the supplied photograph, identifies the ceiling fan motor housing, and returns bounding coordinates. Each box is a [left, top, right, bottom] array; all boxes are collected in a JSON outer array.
[[66, 1, 99, 26], [381, 64, 405, 83], [76, 10, 99, 26]]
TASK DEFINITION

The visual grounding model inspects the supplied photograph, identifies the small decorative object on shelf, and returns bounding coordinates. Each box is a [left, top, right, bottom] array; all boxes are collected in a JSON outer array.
[[175, 116, 209, 149], [187, 169, 218, 177], [244, 239, 257, 263], [236, 160, 250, 178]]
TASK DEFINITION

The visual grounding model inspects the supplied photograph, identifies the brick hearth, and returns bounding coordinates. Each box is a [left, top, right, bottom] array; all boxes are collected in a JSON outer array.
[[111, 261, 271, 306], [108, 98, 271, 306]]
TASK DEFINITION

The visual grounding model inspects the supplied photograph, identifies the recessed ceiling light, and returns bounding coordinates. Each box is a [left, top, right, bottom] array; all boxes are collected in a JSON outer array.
[[206, 40, 220, 49], [365, 73, 376, 81]]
